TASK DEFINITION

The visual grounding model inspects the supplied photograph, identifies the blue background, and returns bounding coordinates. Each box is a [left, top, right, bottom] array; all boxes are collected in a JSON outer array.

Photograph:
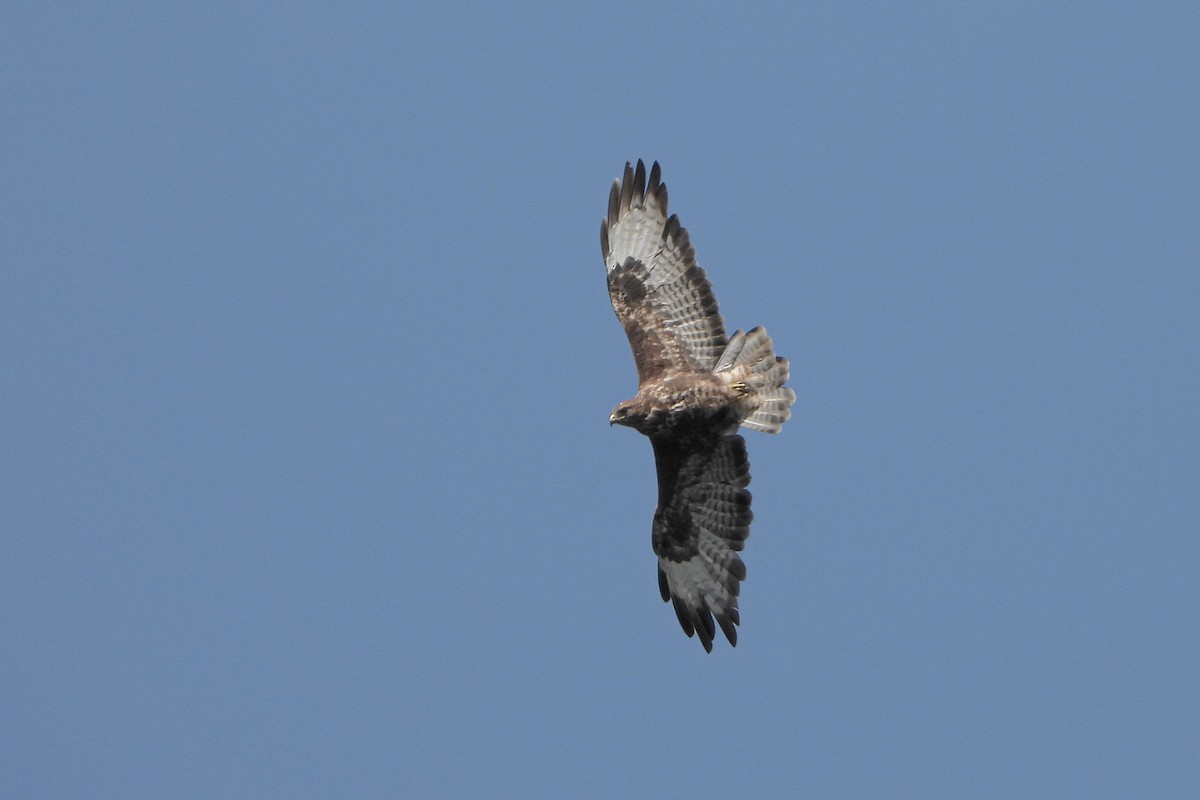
[[3, 3, 1197, 797]]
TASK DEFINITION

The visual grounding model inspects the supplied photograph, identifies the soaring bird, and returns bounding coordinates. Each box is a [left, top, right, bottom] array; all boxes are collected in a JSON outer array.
[[601, 160, 796, 651]]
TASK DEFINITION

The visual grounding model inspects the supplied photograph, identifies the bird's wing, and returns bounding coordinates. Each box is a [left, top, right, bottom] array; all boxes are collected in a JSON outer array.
[[601, 160, 727, 384], [650, 431, 752, 652]]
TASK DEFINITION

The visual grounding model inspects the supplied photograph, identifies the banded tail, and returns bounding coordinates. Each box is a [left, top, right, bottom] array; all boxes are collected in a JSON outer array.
[[715, 326, 796, 434]]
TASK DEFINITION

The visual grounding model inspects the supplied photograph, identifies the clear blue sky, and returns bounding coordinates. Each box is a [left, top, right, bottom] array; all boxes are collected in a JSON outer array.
[[3, 3, 1197, 798]]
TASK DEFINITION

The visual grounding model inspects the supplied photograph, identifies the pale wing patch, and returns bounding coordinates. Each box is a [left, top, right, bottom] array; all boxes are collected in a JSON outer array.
[[602, 160, 669, 270], [601, 161, 727, 379]]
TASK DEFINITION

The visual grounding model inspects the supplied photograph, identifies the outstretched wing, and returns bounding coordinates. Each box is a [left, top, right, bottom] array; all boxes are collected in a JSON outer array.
[[600, 160, 727, 384], [650, 431, 752, 652]]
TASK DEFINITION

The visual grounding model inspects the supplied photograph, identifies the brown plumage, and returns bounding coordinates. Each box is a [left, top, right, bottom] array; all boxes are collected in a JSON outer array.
[[601, 160, 797, 652]]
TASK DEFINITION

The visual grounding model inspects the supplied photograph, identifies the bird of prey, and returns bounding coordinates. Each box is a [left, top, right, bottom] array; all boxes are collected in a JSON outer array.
[[601, 160, 796, 652]]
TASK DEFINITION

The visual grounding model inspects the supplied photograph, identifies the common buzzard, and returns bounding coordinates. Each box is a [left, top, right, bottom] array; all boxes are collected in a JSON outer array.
[[601, 160, 796, 652]]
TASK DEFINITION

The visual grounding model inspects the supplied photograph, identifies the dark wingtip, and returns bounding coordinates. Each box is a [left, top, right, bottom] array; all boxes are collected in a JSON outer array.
[[618, 163, 635, 217], [611, 160, 667, 225], [671, 595, 695, 638], [696, 609, 716, 652], [662, 213, 680, 241], [717, 614, 738, 647]]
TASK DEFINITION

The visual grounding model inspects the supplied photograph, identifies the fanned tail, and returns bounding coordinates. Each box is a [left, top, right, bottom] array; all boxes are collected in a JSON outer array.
[[715, 326, 796, 434]]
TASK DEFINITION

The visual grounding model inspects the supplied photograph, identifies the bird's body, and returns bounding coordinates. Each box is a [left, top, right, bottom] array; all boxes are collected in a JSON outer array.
[[601, 160, 796, 652], [610, 373, 737, 437]]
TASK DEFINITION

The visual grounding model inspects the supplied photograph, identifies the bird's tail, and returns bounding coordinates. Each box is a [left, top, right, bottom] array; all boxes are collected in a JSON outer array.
[[715, 326, 796, 434]]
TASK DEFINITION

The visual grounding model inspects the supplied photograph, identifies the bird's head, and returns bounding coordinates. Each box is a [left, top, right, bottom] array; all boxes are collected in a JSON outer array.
[[609, 400, 642, 429]]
